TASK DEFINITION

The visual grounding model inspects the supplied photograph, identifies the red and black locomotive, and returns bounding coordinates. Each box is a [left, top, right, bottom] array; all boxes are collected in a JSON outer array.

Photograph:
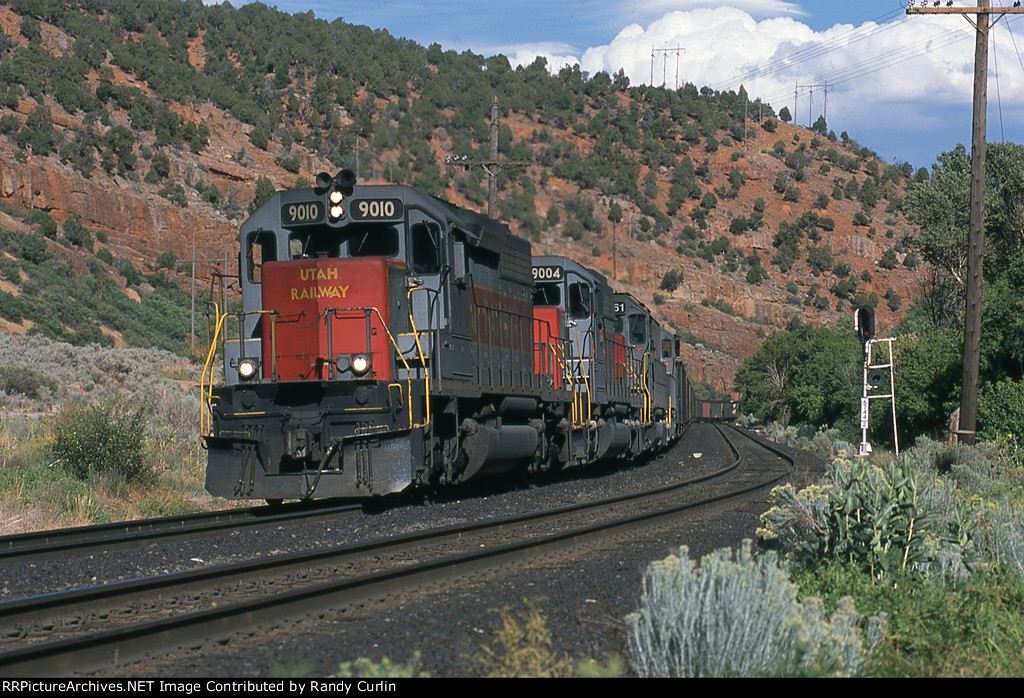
[[202, 171, 695, 501]]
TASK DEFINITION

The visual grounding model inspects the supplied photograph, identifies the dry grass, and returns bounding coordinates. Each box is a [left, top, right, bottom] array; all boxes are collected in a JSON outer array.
[[0, 335, 223, 533]]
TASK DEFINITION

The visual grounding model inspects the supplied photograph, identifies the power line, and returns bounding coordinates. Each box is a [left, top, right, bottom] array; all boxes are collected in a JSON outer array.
[[752, 21, 972, 104], [710, 7, 909, 92]]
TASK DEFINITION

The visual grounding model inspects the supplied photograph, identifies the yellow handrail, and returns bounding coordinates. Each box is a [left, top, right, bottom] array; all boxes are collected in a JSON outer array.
[[200, 300, 228, 436], [366, 306, 415, 431], [406, 286, 431, 430], [641, 351, 652, 425]]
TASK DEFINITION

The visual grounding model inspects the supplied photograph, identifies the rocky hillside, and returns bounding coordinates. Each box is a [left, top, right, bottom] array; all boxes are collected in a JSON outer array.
[[0, 1, 924, 393]]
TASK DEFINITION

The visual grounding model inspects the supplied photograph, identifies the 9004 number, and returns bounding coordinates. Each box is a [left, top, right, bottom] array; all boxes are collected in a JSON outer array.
[[532, 266, 562, 280]]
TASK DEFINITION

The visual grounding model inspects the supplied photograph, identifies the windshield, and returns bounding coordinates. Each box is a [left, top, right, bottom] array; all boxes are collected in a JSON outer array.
[[288, 222, 401, 260]]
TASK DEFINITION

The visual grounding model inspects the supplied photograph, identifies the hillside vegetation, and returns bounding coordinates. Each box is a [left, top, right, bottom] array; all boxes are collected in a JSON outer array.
[[0, 0, 923, 391]]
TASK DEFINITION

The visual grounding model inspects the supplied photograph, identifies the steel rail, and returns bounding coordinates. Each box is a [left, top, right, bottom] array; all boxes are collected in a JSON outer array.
[[0, 501, 364, 562], [0, 423, 792, 676], [0, 442, 741, 641]]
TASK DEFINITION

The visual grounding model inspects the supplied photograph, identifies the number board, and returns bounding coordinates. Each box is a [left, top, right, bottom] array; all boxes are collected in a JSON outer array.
[[350, 198, 404, 221], [281, 201, 325, 227], [613, 302, 626, 314], [531, 265, 563, 281]]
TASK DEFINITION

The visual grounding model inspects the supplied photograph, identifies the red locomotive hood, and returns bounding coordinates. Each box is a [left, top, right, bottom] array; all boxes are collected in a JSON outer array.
[[261, 257, 402, 382]]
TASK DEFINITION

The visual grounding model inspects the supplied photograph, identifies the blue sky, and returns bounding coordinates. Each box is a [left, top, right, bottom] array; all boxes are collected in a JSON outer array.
[[253, 1, 1024, 170]]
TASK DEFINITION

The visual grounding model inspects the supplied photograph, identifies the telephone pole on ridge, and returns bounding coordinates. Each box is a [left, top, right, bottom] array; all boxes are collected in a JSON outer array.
[[447, 97, 530, 218], [906, 1, 1024, 445]]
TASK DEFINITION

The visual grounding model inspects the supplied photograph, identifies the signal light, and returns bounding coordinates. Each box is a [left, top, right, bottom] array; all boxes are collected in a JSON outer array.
[[867, 369, 885, 388], [855, 306, 875, 345]]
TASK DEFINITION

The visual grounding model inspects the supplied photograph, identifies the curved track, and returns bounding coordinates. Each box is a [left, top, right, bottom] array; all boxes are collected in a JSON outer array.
[[0, 501, 364, 563], [0, 423, 792, 677]]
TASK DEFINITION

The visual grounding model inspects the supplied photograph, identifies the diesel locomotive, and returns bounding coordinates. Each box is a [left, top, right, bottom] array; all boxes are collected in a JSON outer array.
[[201, 170, 696, 501]]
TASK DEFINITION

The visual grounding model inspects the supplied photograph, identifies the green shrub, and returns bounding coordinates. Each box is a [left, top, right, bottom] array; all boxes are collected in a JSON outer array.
[[20, 232, 49, 263], [475, 602, 572, 678], [627, 541, 882, 677], [798, 562, 1024, 677], [336, 651, 429, 678], [758, 483, 832, 564], [659, 269, 682, 292], [51, 398, 152, 486], [62, 213, 94, 252], [0, 365, 59, 400], [156, 250, 178, 271], [249, 126, 270, 150], [26, 209, 58, 239], [827, 458, 936, 578], [158, 184, 188, 207], [979, 379, 1024, 441]]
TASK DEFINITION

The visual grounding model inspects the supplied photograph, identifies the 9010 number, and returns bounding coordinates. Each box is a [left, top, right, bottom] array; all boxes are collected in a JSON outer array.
[[351, 198, 403, 221], [281, 201, 324, 226]]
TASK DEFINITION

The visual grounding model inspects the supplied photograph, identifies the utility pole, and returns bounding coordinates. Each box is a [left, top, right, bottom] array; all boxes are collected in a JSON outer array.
[[907, 1, 1024, 444], [794, 83, 830, 127], [651, 47, 685, 89], [447, 97, 530, 218], [177, 247, 235, 354]]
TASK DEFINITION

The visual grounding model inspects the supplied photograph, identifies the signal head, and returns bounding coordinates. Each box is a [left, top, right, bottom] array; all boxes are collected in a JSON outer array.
[[314, 172, 333, 191], [855, 305, 875, 345], [335, 169, 357, 194]]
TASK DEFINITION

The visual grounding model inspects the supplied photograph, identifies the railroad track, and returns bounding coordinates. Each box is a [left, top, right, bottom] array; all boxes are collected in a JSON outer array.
[[0, 423, 792, 677], [0, 500, 364, 563]]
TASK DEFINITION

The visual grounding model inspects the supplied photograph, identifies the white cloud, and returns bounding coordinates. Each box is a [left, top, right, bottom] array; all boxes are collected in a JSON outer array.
[[573, 6, 1005, 110], [500, 43, 582, 74], [499, 6, 1024, 165], [623, 0, 805, 20], [520, 5, 1024, 118]]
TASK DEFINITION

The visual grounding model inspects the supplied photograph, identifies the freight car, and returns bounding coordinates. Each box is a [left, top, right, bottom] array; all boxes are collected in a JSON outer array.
[[201, 171, 695, 501]]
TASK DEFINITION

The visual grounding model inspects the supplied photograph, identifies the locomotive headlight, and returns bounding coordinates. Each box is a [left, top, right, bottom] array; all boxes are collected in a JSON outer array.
[[328, 189, 345, 221], [350, 354, 370, 376], [238, 358, 258, 381]]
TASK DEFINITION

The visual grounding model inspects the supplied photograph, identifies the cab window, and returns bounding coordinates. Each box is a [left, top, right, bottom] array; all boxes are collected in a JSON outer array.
[[287, 223, 401, 260], [410, 221, 441, 274], [247, 230, 277, 283], [348, 224, 400, 257], [628, 314, 647, 345], [568, 282, 592, 320], [533, 283, 561, 307]]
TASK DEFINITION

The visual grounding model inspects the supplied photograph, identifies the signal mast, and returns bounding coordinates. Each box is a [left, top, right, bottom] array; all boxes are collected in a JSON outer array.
[[855, 306, 899, 456]]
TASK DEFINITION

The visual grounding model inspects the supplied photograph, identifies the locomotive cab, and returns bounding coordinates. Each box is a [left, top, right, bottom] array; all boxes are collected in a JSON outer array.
[[204, 172, 453, 499], [204, 171, 549, 500], [614, 293, 671, 451]]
